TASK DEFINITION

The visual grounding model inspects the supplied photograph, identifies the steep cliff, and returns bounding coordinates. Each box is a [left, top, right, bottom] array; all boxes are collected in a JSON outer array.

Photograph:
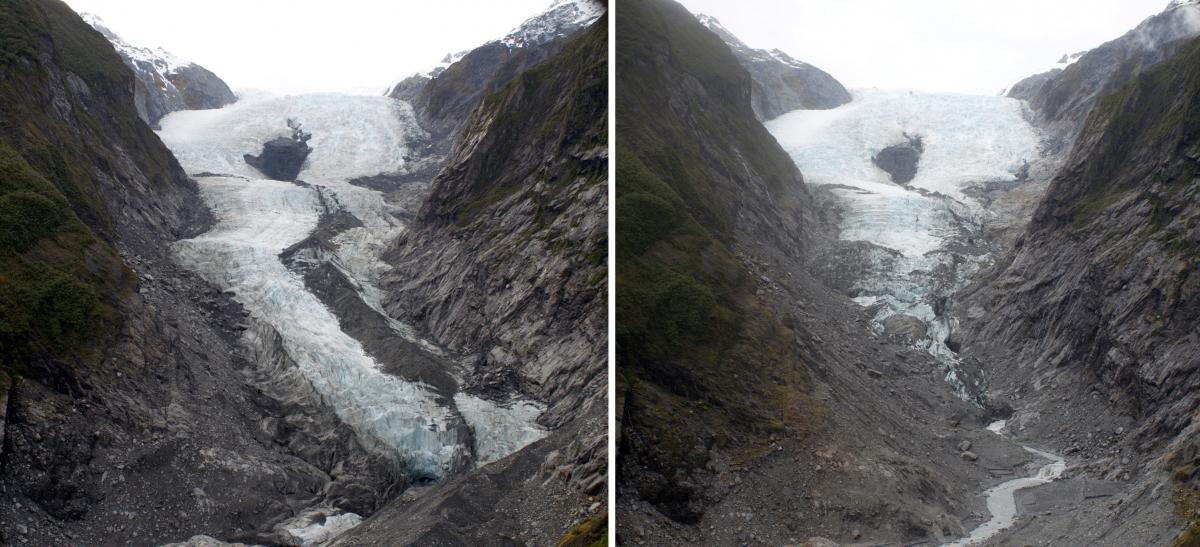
[[615, 2, 1023, 544], [696, 14, 850, 120], [0, 2, 395, 544], [334, 15, 607, 546], [960, 35, 1200, 547], [82, 14, 236, 128]]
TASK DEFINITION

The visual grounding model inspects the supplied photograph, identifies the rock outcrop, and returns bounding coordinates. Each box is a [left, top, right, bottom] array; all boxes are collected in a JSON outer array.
[[82, 13, 236, 128], [697, 13, 851, 120], [243, 120, 313, 181], [873, 133, 924, 184], [335, 12, 608, 547]]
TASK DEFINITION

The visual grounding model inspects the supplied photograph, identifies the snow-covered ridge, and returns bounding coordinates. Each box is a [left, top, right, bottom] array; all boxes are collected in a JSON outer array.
[[698, 14, 817, 70], [81, 13, 193, 75], [384, 0, 604, 95], [500, 0, 605, 48]]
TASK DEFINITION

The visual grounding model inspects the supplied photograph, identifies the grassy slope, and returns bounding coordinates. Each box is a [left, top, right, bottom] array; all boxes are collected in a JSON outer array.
[[616, 0, 820, 521], [0, 0, 180, 374]]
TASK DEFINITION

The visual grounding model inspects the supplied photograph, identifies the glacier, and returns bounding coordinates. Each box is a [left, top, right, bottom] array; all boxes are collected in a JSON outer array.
[[160, 92, 545, 480], [767, 88, 1041, 395]]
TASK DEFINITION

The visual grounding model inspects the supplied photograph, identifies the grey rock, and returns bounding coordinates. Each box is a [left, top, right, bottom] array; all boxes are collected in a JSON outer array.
[[958, 440, 972, 452], [873, 133, 923, 184], [961, 451, 979, 462], [244, 121, 313, 181]]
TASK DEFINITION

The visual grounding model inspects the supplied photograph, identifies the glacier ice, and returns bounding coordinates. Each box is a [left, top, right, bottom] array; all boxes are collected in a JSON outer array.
[[454, 394, 547, 465], [767, 89, 1041, 396], [161, 92, 545, 478]]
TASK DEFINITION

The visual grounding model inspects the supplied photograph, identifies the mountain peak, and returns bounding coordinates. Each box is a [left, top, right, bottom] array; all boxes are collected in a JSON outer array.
[[499, 0, 605, 48]]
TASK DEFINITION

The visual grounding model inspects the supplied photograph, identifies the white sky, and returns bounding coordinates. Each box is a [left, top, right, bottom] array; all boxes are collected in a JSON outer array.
[[61, 0, 551, 94], [678, 0, 1172, 95]]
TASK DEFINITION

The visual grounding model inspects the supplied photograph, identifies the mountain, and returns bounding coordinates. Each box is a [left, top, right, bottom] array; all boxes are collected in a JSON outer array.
[[332, 14, 607, 547], [0, 1, 405, 544], [696, 14, 850, 120], [1006, 1, 1200, 147], [615, 1, 1030, 544], [958, 34, 1200, 547], [81, 14, 236, 128], [386, 0, 604, 148]]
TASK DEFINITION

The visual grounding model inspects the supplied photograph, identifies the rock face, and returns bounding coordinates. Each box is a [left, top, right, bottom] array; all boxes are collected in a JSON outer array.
[[82, 13, 237, 127], [960, 35, 1200, 545], [697, 13, 851, 120], [873, 133, 924, 184], [0, 2, 395, 544], [335, 13, 608, 547], [243, 120, 313, 181]]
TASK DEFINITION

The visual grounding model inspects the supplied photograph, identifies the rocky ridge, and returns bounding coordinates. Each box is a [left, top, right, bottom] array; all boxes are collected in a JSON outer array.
[[696, 13, 851, 120], [386, 0, 604, 149]]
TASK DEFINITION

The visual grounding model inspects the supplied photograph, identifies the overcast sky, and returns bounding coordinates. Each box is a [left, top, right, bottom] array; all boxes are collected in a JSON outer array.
[[61, 0, 551, 95], [678, 0, 1171, 94]]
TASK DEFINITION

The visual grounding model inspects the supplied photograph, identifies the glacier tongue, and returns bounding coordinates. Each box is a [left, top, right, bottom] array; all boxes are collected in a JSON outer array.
[[161, 92, 546, 480], [767, 88, 1040, 398]]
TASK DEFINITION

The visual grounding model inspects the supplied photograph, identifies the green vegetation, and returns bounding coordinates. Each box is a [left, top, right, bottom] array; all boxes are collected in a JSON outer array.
[[616, 0, 820, 521], [1070, 37, 1200, 228], [555, 512, 607, 547], [448, 16, 607, 227], [0, 141, 126, 373], [1167, 446, 1200, 547], [0, 0, 176, 375]]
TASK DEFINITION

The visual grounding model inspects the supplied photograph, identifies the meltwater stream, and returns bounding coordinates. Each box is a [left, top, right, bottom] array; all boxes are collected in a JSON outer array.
[[942, 421, 1066, 547], [158, 92, 546, 480]]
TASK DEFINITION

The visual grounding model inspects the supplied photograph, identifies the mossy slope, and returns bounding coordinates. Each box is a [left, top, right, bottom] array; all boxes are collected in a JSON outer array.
[[0, 0, 194, 377], [616, 0, 822, 522]]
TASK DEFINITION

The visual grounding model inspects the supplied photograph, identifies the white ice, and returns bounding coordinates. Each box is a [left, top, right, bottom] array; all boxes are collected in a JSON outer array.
[[173, 176, 465, 478], [766, 88, 1039, 204], [161, 92, 546, 477], [454, 394, 547, 465], [283, 512, 363, 546]]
